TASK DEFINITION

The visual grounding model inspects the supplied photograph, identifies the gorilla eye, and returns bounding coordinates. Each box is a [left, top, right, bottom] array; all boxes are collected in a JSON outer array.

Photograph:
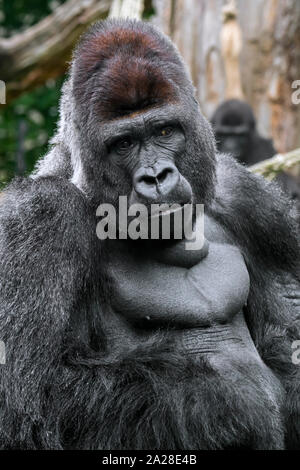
[[114, 137, 133, 152], [159, 126, 173, 137]]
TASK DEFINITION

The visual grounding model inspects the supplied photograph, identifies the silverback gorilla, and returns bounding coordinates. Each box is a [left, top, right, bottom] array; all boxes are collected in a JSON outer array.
[[0, 19, 299, 450]]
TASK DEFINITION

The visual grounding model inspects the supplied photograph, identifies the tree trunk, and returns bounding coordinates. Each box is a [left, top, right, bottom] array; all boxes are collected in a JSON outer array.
[[152, 0, 300, 155]]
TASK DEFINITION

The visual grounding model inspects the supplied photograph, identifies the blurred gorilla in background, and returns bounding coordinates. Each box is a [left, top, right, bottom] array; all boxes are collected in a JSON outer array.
[[211, 99, 300, 205], [211, 99, 275, 165]]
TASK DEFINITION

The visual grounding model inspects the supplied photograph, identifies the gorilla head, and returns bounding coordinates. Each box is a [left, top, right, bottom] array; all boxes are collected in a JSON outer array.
[[66, 20, 216, 220], [211, 99, 299, 207], [211, 99, 257, 162]]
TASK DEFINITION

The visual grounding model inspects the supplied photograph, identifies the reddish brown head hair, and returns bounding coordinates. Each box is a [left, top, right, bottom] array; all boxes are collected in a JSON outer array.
[[73, 19, 191, 120]]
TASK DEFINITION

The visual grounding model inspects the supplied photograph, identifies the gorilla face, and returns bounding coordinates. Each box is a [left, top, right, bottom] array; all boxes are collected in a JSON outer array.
[[211, 99, 255, 162], [95, 104, 197, 239], [71, 19, 217, 225], [105, 113, 190, 206]]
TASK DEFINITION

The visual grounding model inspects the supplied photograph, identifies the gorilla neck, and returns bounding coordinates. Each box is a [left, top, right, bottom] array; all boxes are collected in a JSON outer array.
[[115, 236, 210, 269]]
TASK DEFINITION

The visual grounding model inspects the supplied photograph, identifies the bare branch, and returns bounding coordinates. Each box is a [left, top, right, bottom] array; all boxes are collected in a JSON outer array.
[[250, 148, 300, 179], [0, 0, 112, 102]]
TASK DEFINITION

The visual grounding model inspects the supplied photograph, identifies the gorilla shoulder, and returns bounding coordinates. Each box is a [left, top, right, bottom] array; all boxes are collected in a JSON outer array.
[[214, 152, 295, 213], [212, 153, 298, 267], [0, 177, 93, 274], [0, 176, 88, 224]]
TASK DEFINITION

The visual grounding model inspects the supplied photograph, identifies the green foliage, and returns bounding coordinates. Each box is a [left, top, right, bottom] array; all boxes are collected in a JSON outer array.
[[142, 0, 155, 19], [0, 77, 65, 187], [0, 0, 63, 37], [0, 0, 66, 188]]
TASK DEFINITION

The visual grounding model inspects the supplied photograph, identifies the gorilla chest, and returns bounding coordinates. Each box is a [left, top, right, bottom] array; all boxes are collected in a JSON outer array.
[[105, 215, 251, 352]]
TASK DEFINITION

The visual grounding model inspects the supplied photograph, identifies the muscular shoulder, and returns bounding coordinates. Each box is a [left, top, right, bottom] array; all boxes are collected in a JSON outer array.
[[210, 153, 299, 271], [0, 176, 93, 263], [1, 176, 86, 213], [214, 152, 287, 210], [1, 176, 89, 227]]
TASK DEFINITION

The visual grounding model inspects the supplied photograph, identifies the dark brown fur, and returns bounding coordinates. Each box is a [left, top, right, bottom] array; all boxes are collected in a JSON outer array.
[[73, 22, 188, 120]]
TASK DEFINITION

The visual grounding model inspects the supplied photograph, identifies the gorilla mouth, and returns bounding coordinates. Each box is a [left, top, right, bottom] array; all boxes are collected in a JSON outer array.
[[144, 201, 195, 243], [148, 201, 192, 219]]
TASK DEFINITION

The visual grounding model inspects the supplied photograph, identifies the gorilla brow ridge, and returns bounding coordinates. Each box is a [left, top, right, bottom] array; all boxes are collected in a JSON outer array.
[[73, 20, 189, 120]]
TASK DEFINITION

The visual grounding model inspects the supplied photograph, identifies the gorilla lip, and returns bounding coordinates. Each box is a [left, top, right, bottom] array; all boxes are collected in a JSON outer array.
[[148, 201, 191, 218], [96, 196, 204, 250]]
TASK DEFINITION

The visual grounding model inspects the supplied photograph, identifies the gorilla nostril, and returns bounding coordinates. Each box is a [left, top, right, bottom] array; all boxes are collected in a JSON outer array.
[[142, 175, 156, 185], [133, 164, 179, 200], [157, 168, 172, 183]]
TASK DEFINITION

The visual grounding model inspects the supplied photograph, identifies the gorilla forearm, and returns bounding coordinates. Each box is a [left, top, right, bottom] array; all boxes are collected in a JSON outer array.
[[211, 154, 300, 447], [248, 270, 300, 449]]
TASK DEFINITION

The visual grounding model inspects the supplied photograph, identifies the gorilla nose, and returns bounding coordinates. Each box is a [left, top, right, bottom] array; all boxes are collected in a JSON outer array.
[[133, 162, 180, 201]]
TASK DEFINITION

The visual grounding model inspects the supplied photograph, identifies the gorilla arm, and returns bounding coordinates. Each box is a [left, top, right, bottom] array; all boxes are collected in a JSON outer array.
[[0, 177, 95, 433], [211, 153, 300, 448]]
